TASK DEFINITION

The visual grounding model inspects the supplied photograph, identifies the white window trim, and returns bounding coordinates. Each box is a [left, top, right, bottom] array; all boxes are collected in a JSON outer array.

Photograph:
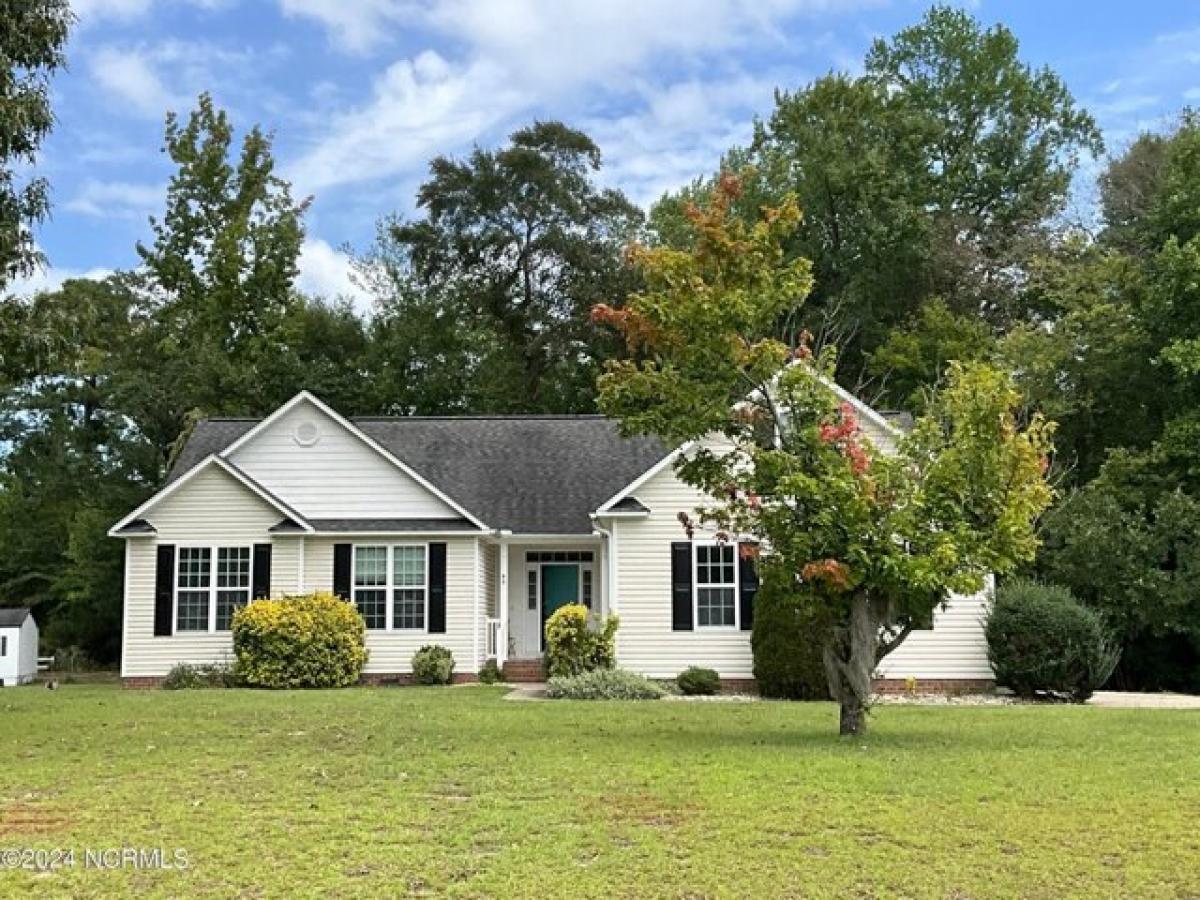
[[692, 541, 740, 630], [174, 544, 253, 634], [352, 543, 430, 633]]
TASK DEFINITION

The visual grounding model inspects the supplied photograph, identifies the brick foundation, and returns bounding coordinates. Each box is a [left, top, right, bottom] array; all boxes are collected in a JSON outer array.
[[717, 678, 758, 694], [501, 659, 546, 682], [122, 676, 164, 689], [871, 678, 994, 695]]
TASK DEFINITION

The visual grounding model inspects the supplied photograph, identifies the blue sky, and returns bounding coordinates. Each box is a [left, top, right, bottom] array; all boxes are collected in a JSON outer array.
[[17, 0, 1200, 307]]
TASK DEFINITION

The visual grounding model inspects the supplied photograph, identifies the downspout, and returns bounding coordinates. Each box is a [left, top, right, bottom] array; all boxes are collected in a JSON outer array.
[[590, 516, 616, 615]]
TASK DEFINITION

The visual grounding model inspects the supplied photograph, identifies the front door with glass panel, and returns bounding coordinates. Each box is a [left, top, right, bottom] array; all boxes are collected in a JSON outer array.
[[540, 564, 580, 651]]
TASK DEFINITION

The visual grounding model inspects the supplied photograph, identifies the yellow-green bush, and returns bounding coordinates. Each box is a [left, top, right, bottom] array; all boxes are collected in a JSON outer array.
[[544, 604, 618, 678], [232, 592, 368, 688]]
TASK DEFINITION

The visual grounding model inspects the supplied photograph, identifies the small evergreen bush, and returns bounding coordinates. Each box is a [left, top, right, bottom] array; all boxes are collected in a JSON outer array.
[[546, 668, 665, 700], [232, 592, 368, 689], [544, 604, 619, 678], [751, 579, 831, 700], [162, 662, 238, 690], [411, 645, 455, 685], [478, 658, 504, 684], [677, 666, 720, 696], [986, 578, 1121, 702]]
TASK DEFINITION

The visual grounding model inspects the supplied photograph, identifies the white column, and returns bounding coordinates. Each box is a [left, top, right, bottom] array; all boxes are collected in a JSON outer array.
[[497, 539, 509, 667]]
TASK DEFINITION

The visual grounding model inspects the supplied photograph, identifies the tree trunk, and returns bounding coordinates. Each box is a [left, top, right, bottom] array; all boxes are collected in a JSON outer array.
[[823, 591, 875, 736]]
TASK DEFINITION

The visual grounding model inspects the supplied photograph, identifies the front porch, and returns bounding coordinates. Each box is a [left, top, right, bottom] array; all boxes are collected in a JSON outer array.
[[483, 535, 608, 675]]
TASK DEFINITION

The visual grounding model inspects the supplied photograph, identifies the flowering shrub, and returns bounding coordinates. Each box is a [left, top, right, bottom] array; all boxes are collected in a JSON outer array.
[[232, 592, 368, 689]]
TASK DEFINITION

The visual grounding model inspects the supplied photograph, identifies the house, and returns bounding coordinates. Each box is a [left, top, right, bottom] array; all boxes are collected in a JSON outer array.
[[109, 390, 994, 690], [0, 608, 39, 687]]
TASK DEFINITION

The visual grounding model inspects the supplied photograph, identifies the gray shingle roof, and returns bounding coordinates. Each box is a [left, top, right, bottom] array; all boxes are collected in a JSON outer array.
[[0, 608, 32, 627], [608, 497, 651, 514], [114, 518, 157, 535], [168, 415, 668, 535]]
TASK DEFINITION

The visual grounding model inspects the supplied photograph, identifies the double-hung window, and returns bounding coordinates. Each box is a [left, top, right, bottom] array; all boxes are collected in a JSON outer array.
[[695, 543, 737, 628], [353, 545, 428, 631], [176, 546, 251, 632]]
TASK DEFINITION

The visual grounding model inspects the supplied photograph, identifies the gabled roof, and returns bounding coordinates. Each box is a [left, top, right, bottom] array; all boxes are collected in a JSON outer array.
[[0, 608, 32, 627], [168, 414, 668, 535], [108, 455, 316, 537]]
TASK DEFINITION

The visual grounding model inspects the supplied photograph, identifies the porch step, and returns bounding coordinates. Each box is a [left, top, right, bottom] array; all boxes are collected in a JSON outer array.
[[502, 659, 546, 683]]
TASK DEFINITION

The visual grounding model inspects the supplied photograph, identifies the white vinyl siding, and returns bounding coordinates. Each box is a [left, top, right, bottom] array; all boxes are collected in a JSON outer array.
[[609, 446, 754, 679], [874, 581, 995, 681], [302, 536, 479, 675], [0, 617, 38, 687], [122, 465, 284, 678], [226, 399, 458, 519]]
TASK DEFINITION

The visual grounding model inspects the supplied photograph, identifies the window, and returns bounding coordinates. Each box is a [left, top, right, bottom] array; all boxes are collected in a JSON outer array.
[[392, 546, 426, 630], [525, 551, 594, 563], [176, 546, 252, 633], [695, 543, 737, 627], [176, 547, 212, 632], [581, 568, 593, 608], [353, 546, 388, 629], [527, 569, 538, 610], [353, 545, 428, 631]]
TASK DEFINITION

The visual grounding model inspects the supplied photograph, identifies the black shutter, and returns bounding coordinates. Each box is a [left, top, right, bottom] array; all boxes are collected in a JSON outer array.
[[252, 543, 272, 599], [738, 543, 759, 631], [333, 544, 352, 600], [428, 542, 447, 633], [671, 541, 693, 631], [154, 544, 175, 637]]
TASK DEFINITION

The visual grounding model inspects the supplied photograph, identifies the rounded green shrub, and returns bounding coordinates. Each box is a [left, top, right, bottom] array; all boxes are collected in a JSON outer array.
[[677, 666, 720, 696], [544, 603, 619, 678], [478, 658, 504, 684], [546, 668, 665, 700], [751, 579, 831, 700], [412, 645, 455, 685], [232, 592, 368, 689], [986, 578, 1121, 702]]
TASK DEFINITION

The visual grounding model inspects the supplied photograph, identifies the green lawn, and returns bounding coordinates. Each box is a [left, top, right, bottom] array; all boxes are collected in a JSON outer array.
[[0, 685, 1197, 898]]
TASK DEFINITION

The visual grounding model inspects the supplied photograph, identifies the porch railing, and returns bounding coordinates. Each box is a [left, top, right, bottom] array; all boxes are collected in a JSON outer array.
[[485, 617, 506, 667]]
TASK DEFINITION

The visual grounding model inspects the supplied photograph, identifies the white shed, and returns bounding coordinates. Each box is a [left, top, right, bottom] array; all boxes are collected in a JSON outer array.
[[0, 608, 38, 687]]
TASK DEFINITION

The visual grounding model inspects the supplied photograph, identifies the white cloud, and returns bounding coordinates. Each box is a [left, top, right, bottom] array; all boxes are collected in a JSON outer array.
[[287, 51, 526, 195], [297, 238, 374, 310], [72, 0, 154, 21], [65, 179, 164, 220], [279, 0, 404, 54], [7, 262, 114, 298], [88, 47, 184, 119], [588, 73, 789, 205]]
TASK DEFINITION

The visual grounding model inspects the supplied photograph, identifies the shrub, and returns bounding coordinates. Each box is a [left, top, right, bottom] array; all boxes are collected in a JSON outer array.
[[544, 604, 619, 678], [986, 578, 1121, 702], [232, 592, 368, 689], [411, 645, 455, 685], [478, 658, 504, 684], [677, 666, 720, 696], [162, 662, 238, 690], [751, 579, 831, 700], [546, 668, 665, 700]]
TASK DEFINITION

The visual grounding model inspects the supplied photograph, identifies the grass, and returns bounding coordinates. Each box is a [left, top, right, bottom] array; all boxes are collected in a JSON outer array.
[[0, 685, 1197, 898]]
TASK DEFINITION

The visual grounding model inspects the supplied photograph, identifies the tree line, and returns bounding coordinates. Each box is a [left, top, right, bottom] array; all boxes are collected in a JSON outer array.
[[1, 4, 1197, 690]]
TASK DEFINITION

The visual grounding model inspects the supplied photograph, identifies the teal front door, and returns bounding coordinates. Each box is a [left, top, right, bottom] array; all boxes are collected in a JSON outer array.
[[540, 564, 579, 650]]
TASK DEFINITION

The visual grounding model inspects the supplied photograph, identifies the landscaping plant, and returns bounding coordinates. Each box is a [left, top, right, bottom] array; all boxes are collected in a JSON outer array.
[[546, 668, 665, 700], [676, 667, 720, 696], [411, 645, 456, 685], [986, 578, 1120, 701], [543, 603, 619, 678], [231, 592, 368, 689]]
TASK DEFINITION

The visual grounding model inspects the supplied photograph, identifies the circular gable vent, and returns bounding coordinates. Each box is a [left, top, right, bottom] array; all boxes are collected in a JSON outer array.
[[293, 420, 320, 447]]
